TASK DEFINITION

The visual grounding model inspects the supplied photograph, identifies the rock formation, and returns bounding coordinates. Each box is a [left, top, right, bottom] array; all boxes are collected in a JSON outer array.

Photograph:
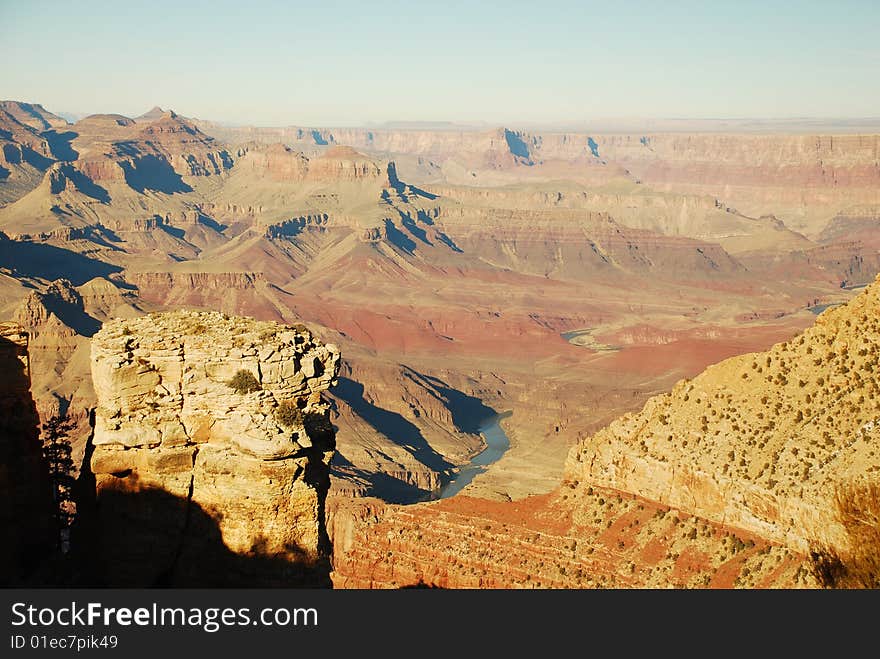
[[88, 311, 340, 586]]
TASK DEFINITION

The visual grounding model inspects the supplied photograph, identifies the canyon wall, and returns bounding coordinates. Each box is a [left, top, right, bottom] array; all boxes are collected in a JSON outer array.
[[566, 275, 880, 552], [88, 311, 340, 586], [0, 323, 56, 584]]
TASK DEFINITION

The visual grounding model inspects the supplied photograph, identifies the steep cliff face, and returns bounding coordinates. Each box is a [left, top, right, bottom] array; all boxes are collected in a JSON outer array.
[[0, 323, 56, 584], [233, 142, 393, 185], [566, 275, 880, 552], [88, 311, 341, 586]]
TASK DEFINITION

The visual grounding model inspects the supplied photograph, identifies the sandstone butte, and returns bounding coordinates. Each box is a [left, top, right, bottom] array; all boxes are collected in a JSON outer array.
[[87, 311, 340, 586], [330, 275, 880, 588]]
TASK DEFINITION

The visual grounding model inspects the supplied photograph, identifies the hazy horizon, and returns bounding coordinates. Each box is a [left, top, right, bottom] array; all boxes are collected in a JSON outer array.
[[3, 1, 879, 127]]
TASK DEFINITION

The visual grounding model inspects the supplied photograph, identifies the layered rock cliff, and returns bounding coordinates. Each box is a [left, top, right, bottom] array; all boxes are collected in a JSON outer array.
[[329, 489, 806, 589], [566, 274, 880, 552], [88, 311, 341, 586]]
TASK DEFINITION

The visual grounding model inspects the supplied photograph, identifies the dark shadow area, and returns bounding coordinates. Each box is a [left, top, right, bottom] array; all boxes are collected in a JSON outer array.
[[0, 164, 8, 181], [50, 429, 333, 588], [63, 165, 110, 203], [333, 377, 454, 475], [383, 219, 417, 254], [587, 137, 600, 158], [0, 332, 57, 586], [198, 215, 227, 233], [0, 239, 122, 284], [265, 217, 305, 240], [161, 224, 186, 240], [415, 209, 463, 252], [2, 142, 21, 164], [39, 282, 102, 337], [401, 215, 432, 246], [80, 225, 126, 252], [22, 146, 54, 171], [504, 128, 531, 161], [8, 399, 336, 587], [385, 164, 438, 200], [371, 473, 437, 505], [400, 579, 444, 588], [311, 130, 329, 146], [435, 231, 463, 253], [95, 225, 124, 243], [44, 130, 79, 161], [71, 485, 332, 588], [408, 184, 438, 200], [404, 370, 498, 434], [120, 155, 192, 194]]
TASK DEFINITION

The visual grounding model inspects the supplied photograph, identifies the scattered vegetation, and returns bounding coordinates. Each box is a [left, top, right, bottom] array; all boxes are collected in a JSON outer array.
[[41, 415, 76, 549], [275, 399, 303, 427], [227, 369, 261, 394]]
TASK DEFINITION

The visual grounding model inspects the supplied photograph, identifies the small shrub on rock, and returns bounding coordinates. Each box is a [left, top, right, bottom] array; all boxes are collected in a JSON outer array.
[[227, 369, 261, 394], [275, 399, 303, 427]]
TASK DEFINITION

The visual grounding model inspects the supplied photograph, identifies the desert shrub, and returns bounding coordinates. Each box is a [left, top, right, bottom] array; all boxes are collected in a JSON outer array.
[[227, 369, 261, 394], [275, 399, 303, 427], [809, 480, 880, 588]]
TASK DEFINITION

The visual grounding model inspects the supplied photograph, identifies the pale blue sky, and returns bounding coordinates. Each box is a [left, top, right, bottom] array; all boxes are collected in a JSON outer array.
[[2, 0, 878, 126]]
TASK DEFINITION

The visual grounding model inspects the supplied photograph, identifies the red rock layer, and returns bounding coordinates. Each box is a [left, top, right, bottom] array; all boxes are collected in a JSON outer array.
[[329, 486, 808, 589]]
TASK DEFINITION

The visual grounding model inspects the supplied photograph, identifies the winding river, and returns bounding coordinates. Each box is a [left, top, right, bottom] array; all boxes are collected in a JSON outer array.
[[437, 411, 512, 499]]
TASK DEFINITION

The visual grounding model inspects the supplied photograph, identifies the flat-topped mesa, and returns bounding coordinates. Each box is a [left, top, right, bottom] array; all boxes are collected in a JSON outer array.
[[235, 143, 399, 186], [306, 145, 391, 184], [89, 311, 341, 586]]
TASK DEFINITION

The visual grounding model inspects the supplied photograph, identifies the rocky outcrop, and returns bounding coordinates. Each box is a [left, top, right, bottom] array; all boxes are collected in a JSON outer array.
[[238, 143, 309, 181], [265, 214, 329, 239], [88, 311, 341, 586], [305, 146, 388, 183], [566, 274, 880, 552], [136, 112, 233, 176], [0, 323, 56, 584]]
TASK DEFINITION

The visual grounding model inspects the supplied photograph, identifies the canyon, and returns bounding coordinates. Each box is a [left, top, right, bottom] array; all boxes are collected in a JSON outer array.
[[1, 98, 878, 587], [331, 277, 880, 588]]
